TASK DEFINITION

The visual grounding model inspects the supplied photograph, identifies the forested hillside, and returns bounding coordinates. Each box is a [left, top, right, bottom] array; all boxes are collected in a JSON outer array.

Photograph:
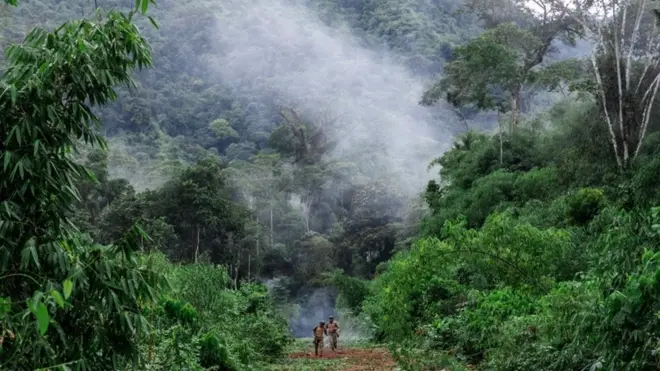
[[3, 0, 660, 369], [0, 0, 492, 338]]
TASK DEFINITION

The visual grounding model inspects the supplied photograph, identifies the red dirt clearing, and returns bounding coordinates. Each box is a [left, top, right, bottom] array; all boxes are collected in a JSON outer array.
[[288, 348, 397, 370]]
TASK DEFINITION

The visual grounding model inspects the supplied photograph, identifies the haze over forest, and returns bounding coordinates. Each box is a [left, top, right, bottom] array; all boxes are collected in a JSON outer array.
[[3, 0, 660, 369]]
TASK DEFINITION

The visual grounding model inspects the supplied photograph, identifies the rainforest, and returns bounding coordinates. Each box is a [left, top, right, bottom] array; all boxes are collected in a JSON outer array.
[[2, 0, 660, 370]]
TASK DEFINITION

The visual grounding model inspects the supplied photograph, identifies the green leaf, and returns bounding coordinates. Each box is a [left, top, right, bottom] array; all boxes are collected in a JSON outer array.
[[2, 202, 16, 219], [148, 16, 159, 30], [50, 290, 64, 308], [123, 312, 134, 332], [35, 302, 50, 335], [14, 124, 21, 145], [20, 238, 40, 269], [0, 297, 11, 315], [9, 85, 17, 104], [33, 140, 40, 157], [3, 151, 11, 171], [63, 279, 73, 299], [140, 0, 148, 13]]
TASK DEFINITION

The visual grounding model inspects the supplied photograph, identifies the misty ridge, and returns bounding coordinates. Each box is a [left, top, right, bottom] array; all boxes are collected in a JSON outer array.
[[103, 0, 590, 194], [58, 0, 595, 201], [0, 0, 591, 197], [88, 0, 462, 233]]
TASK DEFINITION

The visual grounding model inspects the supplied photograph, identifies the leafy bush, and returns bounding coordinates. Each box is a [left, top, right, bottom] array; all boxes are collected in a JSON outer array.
[[568, 188, 605, 225], [365, 104, 660, 370], [132, 258, 292, 370]]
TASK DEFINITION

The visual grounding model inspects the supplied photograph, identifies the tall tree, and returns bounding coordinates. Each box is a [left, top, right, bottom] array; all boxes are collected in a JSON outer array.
[[421, 0, 581, 128], [559, 0, 660, 169], [158, 156, 249, 264]]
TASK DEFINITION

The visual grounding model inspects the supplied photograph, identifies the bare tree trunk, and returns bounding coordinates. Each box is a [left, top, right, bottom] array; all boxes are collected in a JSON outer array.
[[498, 113, 503, 165], [228, 232, 238, 290], [635, 76, 660, 160], [194, 225, 200, 263], [454, 107, 469, 131], [256, 227, 260, 257], [612, 4, 630, 168], [510, 88, 521, 129], [270, 207, 274, 247], [625, 0, 645, 91], [564, 0, 660, 170], [589, 34, 622, 170], [304, 197, 311, 233], [233, 264, 239, 290], [305, 211, 310, 232], [254, 214, 260, 277]]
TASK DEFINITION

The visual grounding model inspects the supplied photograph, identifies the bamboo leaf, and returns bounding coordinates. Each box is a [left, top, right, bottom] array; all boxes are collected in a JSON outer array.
[[50, 290, 64, 308], [3, 151, 11, 171], [148, 16, 159, 30], [9, 85, 17, 104], [63, 279, 73, 299], [35, 302, 50, 335]]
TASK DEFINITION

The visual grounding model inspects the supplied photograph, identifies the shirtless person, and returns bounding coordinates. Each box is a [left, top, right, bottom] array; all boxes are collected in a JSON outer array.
[[325, 315, 339, 351], [312, 321, 327, 356]]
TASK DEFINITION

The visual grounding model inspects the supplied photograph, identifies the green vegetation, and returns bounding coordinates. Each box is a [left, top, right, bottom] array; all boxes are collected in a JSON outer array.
[[361, 0, 660, 369], [3, 0, 660, 369], [0, 1, 290, 369]]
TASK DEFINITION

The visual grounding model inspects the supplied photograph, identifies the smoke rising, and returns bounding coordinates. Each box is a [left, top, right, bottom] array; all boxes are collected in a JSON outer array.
[[206, 0, 455, 197], [201, 0, 460, 336], [266, 278, 373, 340], [107, 0, 463, 335]]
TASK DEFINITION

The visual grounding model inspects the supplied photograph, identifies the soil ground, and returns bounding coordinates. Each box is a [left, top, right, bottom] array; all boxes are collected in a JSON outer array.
[[269, 338, 397, 371]]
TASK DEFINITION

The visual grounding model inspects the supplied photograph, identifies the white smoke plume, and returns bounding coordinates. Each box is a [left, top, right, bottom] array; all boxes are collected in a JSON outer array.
[[205, 0, 456, 197]]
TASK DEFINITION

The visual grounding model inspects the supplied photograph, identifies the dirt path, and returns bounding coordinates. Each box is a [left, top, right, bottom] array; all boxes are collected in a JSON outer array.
[[287, 347, 397, 370]]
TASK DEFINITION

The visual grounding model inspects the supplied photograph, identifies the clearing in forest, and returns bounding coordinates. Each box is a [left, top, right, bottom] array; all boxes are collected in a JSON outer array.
[[269, 338, 397, 371]]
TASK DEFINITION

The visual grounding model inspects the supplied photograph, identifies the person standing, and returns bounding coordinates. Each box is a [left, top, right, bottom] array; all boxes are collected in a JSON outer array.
[[325, 315, 339, 351], [312, 321, 327, 356]]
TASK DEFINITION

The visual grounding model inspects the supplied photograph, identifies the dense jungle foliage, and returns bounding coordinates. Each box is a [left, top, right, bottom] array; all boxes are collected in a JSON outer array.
[[3, 0, 660, 369]]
